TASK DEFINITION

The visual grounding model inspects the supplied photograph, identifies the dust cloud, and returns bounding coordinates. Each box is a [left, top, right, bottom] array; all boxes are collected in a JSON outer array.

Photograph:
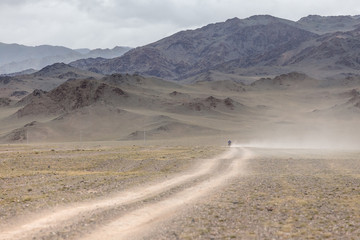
[[238, 119, 360, 150]]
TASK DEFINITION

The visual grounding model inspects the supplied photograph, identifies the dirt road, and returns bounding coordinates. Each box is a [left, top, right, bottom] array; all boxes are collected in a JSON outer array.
[[0, 147, 252, 240]]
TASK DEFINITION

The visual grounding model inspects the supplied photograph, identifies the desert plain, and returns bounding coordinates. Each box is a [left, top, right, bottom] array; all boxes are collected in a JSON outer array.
[[0, 143, 360, 239], [0, 70, 360, 239]]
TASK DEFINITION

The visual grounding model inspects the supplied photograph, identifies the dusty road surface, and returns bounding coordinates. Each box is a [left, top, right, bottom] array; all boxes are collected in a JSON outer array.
[[0, 146, 251, 240]]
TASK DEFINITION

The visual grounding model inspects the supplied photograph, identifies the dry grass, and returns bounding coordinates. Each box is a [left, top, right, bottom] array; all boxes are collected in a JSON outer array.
[[0, 143, 222, 222]]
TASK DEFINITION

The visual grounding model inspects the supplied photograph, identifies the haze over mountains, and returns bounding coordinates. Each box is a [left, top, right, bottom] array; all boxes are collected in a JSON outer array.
[[0, 43, 131, 75], [0, 14, 360, 145], [0, 63, 103, 100], [1, 70, 359, 146]]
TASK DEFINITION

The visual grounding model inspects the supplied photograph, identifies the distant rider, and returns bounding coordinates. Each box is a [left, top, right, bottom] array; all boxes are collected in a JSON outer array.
[[228, 140, 232, 147]]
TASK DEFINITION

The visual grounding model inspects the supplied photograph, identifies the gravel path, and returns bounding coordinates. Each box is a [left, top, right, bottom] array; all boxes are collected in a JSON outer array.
[[0, 147, 250, 240]]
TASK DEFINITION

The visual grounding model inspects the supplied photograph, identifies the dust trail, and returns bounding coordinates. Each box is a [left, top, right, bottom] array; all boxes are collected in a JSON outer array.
[[81, 147, 252, 240], [0, 148, 250, 240]]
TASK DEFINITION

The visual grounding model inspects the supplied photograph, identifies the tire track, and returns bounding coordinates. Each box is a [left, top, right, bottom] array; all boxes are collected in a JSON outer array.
[[0, 147, 252, 240], [81, 147, 252, 240]]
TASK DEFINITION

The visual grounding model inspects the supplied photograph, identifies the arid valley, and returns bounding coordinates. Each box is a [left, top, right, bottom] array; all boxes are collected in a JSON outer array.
[[1, 69, 360, 239], [1, 13, 360, 239]]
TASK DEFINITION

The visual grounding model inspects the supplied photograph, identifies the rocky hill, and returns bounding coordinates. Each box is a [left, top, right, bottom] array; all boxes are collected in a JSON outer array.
[[250, 72, 319, 89], [15, 78, 127, 117]]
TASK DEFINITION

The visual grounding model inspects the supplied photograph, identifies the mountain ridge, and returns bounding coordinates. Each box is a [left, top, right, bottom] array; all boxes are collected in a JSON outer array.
[[0, 43, 131, 75], [70, 15, 320, 80], [70, 14, 360, 81]]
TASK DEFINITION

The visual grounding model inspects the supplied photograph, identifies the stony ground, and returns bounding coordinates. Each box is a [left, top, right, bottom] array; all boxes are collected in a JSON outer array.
[[1, 144, 360, 240], [146, 148, 360, 239], [0, 143, 220, 223]]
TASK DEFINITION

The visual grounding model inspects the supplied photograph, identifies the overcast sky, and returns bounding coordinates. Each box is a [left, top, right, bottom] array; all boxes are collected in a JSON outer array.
[[1, 0, 359, 49]]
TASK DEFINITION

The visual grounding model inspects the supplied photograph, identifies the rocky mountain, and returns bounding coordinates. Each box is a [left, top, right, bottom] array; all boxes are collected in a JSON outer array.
[[284, 28, 360, 70], [70, 15, 317, 80], [0, 43, 131, 74], [0, 63, 104, 99], [297, 15, 360, 34], [70, 15, 360, 81]]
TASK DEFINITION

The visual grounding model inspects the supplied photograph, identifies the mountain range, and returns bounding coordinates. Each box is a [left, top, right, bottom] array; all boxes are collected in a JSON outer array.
[[0, 43, 131, 75], [1, 14, 360, 143], [3, 14, 360, 81], [0, 63, 103, 99], [69, 15, 360, 81]]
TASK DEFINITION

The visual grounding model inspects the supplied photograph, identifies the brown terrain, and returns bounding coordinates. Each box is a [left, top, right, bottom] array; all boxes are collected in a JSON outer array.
[[0, 14, 360, 240], [0, 69, 359, 239]]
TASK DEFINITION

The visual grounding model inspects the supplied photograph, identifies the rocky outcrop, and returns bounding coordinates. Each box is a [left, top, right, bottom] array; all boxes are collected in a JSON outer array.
[[15, 78, 127, 117]]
